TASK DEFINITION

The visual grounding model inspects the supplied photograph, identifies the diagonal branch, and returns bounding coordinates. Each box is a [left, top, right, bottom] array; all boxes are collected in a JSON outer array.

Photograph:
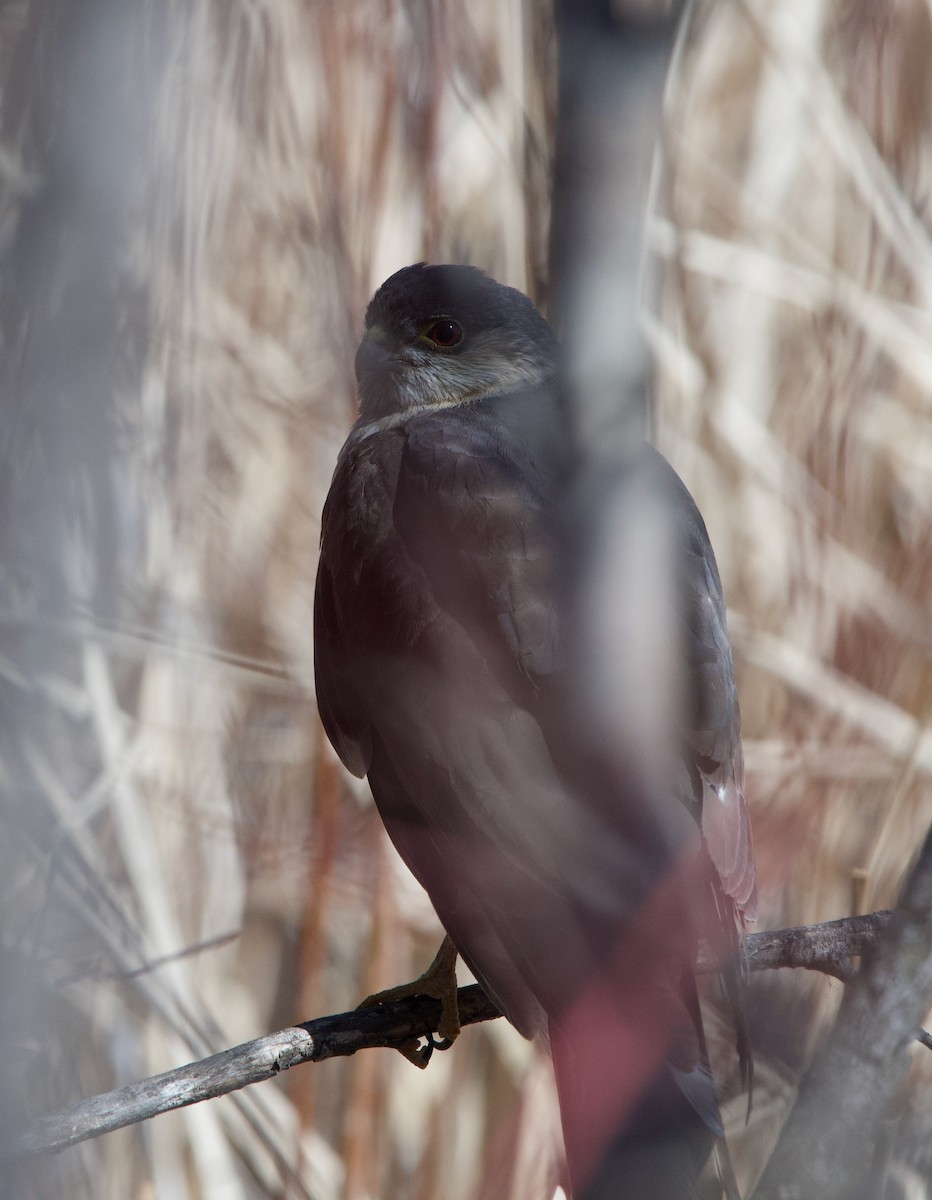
[[753, 824, 932, 1200], [12, 986, 501, 1158], [8, 908, 905, 1159]]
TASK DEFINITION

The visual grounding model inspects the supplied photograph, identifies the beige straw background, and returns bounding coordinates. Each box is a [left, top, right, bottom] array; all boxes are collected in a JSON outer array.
[[2, 2, 930, 1197]]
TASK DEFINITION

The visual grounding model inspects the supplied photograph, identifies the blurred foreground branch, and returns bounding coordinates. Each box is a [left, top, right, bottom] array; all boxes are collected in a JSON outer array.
[[11, 910, 906, 1158]]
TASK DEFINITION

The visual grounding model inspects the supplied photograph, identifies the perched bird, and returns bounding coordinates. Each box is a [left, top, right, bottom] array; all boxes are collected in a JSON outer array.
[[314, 263, 756, 1198]]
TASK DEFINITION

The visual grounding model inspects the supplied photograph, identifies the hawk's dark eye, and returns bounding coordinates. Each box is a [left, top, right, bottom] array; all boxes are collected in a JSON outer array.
[[424, 320, 463, 348]]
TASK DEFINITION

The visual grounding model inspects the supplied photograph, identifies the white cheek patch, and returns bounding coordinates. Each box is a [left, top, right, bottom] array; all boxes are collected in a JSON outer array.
[[356, 330, 556, 429], [400, 333, 553, 407]]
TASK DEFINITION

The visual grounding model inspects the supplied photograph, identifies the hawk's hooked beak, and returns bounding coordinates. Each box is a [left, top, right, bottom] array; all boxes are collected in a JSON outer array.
[[355, 327, 392, 385]]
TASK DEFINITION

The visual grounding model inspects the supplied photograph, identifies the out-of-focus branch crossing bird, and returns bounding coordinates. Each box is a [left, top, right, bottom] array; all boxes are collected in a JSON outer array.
[[314, 263, 756, 1199]]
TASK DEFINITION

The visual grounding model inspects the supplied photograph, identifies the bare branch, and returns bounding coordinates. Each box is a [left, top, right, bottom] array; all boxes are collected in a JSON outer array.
[[12, 987, 501, 1158], [739, 910, 891, 981], [753, 825, 932, 1200], [8, 908, 904, 1160]]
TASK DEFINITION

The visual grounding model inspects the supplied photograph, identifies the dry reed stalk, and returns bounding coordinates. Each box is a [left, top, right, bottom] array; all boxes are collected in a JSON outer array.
[[4, 0, 931, 1197], [2, 1, 556, 1197]]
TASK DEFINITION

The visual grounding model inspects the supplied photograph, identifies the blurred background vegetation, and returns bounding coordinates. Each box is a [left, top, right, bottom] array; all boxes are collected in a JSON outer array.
[[1, 1, 930, 1197]]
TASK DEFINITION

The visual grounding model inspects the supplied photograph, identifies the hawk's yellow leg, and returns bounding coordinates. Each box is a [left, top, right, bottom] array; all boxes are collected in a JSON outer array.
[[358, 935, 460, 1068]]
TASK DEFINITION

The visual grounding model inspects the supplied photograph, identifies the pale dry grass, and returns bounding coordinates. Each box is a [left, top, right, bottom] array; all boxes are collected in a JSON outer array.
[[2, 1, 930, 1198], [654, 0, 932, 1190], [3, 2, 556, 1199]]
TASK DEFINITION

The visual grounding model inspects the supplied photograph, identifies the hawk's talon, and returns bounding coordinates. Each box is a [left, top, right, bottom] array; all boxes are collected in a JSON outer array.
[[400, 1031, 454, 1069], [400, 1036, 434, 1069], [358, 935, 460, 1067]]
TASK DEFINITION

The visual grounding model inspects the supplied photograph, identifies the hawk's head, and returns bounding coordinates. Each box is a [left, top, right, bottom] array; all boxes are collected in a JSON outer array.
[[355, 263, 559, 421]]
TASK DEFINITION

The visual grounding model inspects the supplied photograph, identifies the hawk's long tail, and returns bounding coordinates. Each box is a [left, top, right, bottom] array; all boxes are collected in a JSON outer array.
[[549, 964, 741, 1200]]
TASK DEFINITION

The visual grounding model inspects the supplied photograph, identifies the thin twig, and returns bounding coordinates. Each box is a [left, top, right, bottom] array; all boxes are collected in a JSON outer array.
[[8, 909, 902, 1159]]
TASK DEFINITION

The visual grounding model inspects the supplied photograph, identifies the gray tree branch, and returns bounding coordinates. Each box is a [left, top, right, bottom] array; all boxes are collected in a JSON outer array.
[[9, 909, 905, 1160], [753, 825, 932, 1200]]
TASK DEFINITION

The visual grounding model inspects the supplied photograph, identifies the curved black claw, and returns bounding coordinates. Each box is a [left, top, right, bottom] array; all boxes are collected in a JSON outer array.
[[403, 1029, 456, 1068]]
